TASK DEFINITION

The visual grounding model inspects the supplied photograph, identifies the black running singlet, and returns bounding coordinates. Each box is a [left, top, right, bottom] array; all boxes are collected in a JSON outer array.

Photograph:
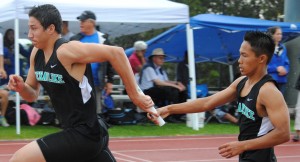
[[34, 38, 101, 140], [236, 75, 278, 162]]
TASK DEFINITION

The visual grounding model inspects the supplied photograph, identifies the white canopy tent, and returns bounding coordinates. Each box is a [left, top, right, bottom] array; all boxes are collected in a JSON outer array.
[[0, 0, 189, 38], [0, 0, 201, 133]]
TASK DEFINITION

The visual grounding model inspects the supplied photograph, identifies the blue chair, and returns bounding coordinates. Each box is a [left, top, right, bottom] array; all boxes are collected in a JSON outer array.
[[187, 84, 208, 98]]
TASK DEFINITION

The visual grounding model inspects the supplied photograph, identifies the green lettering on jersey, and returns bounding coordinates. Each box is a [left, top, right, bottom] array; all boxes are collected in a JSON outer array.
[[237, 102, 255, 121], [35, 71, 65, 84]]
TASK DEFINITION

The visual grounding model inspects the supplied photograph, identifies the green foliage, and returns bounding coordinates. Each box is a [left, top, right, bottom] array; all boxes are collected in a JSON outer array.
[[172, 0, 284, 20]]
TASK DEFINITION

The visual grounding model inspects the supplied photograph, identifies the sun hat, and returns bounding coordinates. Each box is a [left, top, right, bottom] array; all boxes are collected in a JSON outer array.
[[77, 10, 96, 21], [148, 48, 166, 59], [134, 41, 147, 51]]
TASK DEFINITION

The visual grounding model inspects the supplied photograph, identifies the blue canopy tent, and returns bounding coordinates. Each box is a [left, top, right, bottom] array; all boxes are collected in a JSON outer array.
[[126, 14, 300, 129], [125, 13, 300, 82], [126, 14, 300, 64]]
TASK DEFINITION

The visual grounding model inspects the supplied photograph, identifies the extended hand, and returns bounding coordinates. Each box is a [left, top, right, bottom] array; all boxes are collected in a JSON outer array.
[[218, 141, 244, 159]]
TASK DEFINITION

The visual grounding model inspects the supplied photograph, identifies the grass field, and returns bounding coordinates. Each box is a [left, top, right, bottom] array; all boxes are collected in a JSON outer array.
[[0, 120, 295, 140]]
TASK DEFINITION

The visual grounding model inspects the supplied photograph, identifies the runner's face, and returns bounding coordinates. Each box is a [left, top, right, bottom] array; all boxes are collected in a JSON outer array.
[[28, 17, 49, 49], [238, 41, 260, 76]]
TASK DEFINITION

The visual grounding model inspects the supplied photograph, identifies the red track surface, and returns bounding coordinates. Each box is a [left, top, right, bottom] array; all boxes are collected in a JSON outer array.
[[1, 135, 300, 162]]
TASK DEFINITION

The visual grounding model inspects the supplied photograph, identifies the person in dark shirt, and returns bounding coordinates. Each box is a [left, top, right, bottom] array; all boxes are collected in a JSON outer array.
[[7, 4, 155, 162], [149, 31, 290, 162]]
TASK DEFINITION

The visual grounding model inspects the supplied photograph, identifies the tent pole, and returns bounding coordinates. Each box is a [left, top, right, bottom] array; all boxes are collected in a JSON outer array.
[[186, 24, 200, 130], [14, 18, 21, 135], [229, 64, 234, 82]]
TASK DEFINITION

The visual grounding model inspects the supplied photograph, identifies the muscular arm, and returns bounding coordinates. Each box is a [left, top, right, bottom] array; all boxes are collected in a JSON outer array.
[[218, 82, 290, 158], [58, 41, 154, 112], [156, 77, 243, 118], [240, 82, 290, 150]]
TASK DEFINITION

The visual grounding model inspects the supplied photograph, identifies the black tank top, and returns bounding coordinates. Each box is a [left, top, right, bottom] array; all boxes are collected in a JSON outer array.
[[34, 38, 100, 140], [236, 75, 278, 141]]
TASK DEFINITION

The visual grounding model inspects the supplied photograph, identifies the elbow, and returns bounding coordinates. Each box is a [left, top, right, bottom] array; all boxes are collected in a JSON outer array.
[[110, 47, 127, 62], [276, 128, 290, 144], [114, 47, 126, 57], [283, 131, 290, 143]]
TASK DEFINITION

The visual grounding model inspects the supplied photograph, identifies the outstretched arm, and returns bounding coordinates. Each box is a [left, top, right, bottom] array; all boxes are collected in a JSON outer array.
[[59, 42, 155, 115], [148, 77, 243, 125]]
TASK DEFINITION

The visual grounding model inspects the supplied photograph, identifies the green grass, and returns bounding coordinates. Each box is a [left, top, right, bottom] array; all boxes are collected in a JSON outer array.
[[0, 120, 295, 140]]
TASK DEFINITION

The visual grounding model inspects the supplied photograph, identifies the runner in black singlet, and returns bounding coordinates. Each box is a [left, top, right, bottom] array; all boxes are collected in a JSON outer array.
[[149, 31, 290, 162], [8, 4, 155, 162], [237, 75, 278, 162]]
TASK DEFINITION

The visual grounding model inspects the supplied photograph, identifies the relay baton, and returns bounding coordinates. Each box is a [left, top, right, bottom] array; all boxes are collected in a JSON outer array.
[[137, 86, 166, 126]]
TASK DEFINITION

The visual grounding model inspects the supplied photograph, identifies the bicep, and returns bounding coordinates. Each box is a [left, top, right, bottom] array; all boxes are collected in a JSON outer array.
[[64, 41, 116, 64], [259, 84, 289, 129]]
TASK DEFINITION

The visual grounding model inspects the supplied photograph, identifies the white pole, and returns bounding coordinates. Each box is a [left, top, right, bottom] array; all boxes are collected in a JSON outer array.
[[14, 18, 21, 135], [229, 64, 234, 82], [186, 24, 199, 130]]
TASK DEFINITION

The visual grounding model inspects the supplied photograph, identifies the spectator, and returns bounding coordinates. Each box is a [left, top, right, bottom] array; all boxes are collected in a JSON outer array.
[[210, 106, 238, 124], [2, 29, 30, 85], [267, 26, 290, 94], [139, 48, 185, 122], [0, 33, 9, 127], [70, 10, 115, 113], [61, 21, 74, 41], [129, 41, 147, 75]]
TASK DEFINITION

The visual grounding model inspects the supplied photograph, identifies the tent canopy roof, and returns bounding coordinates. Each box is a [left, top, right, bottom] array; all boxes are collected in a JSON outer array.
[[126, 14, 300, 64], [190, 14, 299, 32], [0, 0, 189, 38]]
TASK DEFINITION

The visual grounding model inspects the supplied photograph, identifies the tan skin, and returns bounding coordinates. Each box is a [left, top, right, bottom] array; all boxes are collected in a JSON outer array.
[[149, 41, 290, 159], [8, 17, 155, 162], [151, 55, 185, 91]]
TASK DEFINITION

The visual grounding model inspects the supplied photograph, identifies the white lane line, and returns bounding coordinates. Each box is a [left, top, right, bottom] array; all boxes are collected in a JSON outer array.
[[113, 152, 152, 162]]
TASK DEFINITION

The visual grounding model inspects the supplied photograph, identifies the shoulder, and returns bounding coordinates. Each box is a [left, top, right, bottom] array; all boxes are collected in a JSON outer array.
[[56, 41, 82, 60], [29, 47, 39, 61], [231, 76, 246, 87], [258, 81, 280, 99]]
